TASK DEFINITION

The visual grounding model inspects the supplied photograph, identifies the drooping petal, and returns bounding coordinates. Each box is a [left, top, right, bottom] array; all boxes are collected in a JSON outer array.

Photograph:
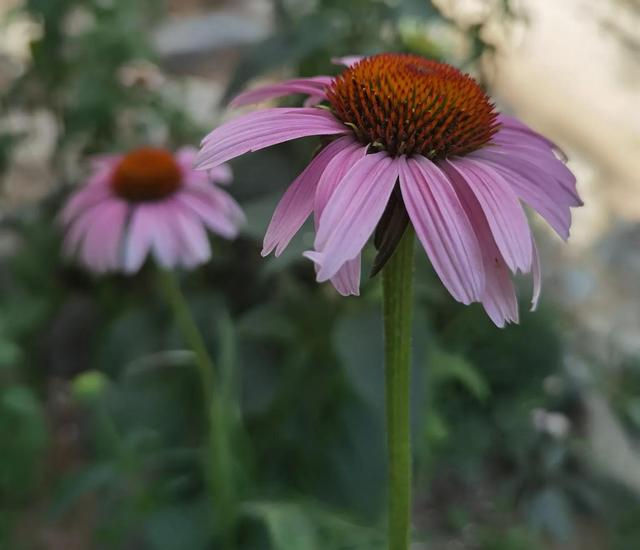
[[148, 203, 181, 268], [123, 206, 154, 273], [59, 178, 113, 225], [470, 149, 573, 240], [329, 256, 361, 296], [303, 140, 367, 295], [195, 108, 348, 170], [313, 141, 368, 222], [311, 152, 399, 281], [79, 199, 128, 272], [230, 77, 332, 108], [172, 201, 212, 268], [496, 114, 561, 154], [443, 162, 518, 327], [398, 156, 484, 305], [208, 164, 233, 185], [178, 185, 242, 240], [443, 158, 533, 274], [262, 136, 356, 257]]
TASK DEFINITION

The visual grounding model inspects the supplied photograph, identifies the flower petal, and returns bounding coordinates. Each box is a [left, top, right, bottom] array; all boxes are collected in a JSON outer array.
[[444, 164, 519, 327], [311, 152, 399, 281], [80, 200, 128, 273], [230, 77, 332, 108], [172, 202, 212, 268], [330, 256, 361, 296], [262, 136, 356, 257], [443, 158, 533, 274], [531, 236, 542, 312], [398, 156, 484, 305], [195, 108, 348, 170], [470, 148, 573, 239]]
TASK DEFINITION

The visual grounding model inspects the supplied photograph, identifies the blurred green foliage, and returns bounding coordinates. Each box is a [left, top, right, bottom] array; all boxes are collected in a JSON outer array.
[[1, 0, 640, 549]]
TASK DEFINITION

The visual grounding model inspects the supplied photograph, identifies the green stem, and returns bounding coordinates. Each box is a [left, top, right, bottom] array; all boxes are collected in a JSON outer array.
[[382, 227, 415, 550], [157, 270, 236, 549], [157, 269, 215, 405]]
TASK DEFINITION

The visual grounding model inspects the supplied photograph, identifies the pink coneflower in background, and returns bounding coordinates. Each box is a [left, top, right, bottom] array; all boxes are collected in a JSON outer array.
[[61, 147, 244, 273], [195, 53, 582, 326]]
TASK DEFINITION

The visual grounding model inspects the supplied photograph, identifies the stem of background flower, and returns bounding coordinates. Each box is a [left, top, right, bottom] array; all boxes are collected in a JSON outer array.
[[382, 227, 415, 550], [156, 269, 237, 549]]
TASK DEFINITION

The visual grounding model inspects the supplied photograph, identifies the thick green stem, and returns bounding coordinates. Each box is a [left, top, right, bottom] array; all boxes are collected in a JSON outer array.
[[382, 227, 415, 550]]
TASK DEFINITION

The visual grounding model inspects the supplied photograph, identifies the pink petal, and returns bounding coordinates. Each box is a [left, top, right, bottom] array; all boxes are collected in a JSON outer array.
[[446, 165, 519, 327], [208, 164, 233, 185], [329, 256, 361, 296], [398, 156, 484, 305], [487, 143, 582, 205], [443, 158, 533, 274], [177, 186, 242, 240], [195, 108, 348, 170], [531, 237, 541, 312], [79, 200, 128, 273], [496, 114, 561, 154], [60, 179, 113, 225], [172, 203, 212, 268], [313, 141, 368, 225], [124, 206, 159, 273], [262, 136, 356, 257], [230, 77, 332, 108], [311, 152, 399, 281], [480, 244, 519, 327], [470, 149, 573, 240]]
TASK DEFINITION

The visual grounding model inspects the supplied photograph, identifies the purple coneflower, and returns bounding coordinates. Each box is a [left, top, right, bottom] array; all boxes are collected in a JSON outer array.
[[61, 147, 244, 273], [196, 53, 581, 326]]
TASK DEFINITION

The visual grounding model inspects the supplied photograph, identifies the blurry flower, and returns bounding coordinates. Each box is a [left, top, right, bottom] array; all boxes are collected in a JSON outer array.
[[118, 59, 166, 91], [532, 408, 571, 439], [62, 6, 96, 37], [195, 53, 582, 326], [60, 147, 244, 273]]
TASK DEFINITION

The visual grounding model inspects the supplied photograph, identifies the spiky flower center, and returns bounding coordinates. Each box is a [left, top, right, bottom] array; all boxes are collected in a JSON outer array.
[[111, 147, 182, 202], [327, 54, 499, 159]]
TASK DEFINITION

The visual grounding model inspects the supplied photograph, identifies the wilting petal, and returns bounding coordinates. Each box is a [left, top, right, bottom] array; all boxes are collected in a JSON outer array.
[[230, 77, 332, 108], [195, 108, 348, 170], [444, 158, 532, 274], [398, 156, 484, 305], [262, 136, 356, 257], [310, 152, 399, 281]]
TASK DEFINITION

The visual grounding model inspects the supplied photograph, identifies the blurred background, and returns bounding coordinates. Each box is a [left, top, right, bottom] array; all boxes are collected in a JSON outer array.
[[1, 0, 639, 548]]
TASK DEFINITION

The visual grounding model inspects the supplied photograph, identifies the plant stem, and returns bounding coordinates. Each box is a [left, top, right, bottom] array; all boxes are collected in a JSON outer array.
[[157, 270, 216, 405], [157, 270, 236, 549], [382, 227, 415, 550]]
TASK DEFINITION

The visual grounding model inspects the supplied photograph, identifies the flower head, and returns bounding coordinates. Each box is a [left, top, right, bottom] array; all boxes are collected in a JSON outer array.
[[195, 53, 582, 326], [61, 146, 244, 274]]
